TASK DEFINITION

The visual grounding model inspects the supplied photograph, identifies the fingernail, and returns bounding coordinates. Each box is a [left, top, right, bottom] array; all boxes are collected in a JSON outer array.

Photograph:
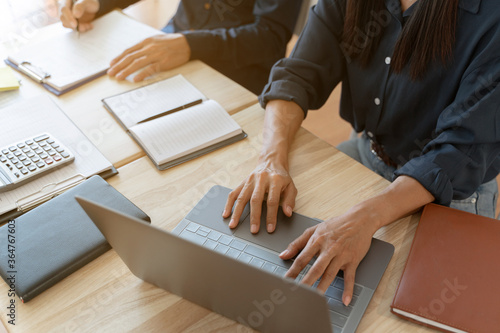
[[250, 224, 258, 234], [222, 209, 228, 217], [279, 250, 289, 257], [343, 296, 351, 306], [71, 21, 77, 29], [286, 206, 292, 215], [229, 219, 235, 228], [267, 224, 274, 233]]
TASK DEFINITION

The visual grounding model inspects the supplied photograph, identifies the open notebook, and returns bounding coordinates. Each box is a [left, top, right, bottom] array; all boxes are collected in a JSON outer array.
[[102, 75, 247, 170], [5, 11, 160, 95]]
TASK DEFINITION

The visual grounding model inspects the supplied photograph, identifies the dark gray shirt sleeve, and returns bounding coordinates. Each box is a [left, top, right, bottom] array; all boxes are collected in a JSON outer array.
[[259, 0, 347, 115], [182, 0, 302, 69], [96, 0, 140, 17], [395, 56, 500, 204]]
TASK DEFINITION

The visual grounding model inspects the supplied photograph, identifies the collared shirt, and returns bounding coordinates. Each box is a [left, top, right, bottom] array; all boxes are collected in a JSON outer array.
[[260, 0, 500, 205], [97, 0, 302, 94]]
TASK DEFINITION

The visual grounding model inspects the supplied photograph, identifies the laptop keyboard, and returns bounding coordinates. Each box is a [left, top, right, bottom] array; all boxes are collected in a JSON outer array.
[[179, 220, 365, 331]]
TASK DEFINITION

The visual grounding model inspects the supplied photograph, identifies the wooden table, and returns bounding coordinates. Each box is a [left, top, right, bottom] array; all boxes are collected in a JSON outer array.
[[0, 104, 431, 332]]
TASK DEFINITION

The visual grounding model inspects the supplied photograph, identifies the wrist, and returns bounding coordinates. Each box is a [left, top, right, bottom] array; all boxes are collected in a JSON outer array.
[[346, 200, 387, 235], [258, 100, 303, 169], [348, 175, 435, 232], [257, 154, 288, 173]]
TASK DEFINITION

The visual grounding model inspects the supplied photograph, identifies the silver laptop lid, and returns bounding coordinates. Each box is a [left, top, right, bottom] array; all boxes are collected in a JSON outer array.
[[76, 196, 333, 333]]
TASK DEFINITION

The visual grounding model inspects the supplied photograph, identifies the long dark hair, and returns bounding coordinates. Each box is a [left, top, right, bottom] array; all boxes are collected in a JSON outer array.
[[341, 0, 459, 79]]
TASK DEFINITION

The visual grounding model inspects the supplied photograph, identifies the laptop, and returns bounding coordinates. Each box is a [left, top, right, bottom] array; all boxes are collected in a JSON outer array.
[[76, 185, 394, 332]]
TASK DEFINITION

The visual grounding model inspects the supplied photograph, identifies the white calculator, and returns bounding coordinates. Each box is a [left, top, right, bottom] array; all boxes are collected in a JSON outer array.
[[0, 133, 75, 192]]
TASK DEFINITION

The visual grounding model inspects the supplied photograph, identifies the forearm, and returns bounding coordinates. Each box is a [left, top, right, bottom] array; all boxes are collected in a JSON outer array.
[[349, 175, 435, 234], [259, 100, 304, 170]]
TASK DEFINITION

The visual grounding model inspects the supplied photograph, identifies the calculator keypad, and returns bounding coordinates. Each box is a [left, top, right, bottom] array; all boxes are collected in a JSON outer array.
[[0, 133, 75, 191]]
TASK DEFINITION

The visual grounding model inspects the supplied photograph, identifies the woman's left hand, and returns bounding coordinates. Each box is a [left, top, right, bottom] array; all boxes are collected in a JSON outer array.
[[279, 208, 377, 306]]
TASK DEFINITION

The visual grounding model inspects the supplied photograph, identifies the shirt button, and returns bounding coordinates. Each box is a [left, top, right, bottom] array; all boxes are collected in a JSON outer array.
[[471, 198, 477, 204], [204, 3, 211, 10], [385, 57, 391, 65], [367, 131, 374, 138], [374, 98, 381, 105]]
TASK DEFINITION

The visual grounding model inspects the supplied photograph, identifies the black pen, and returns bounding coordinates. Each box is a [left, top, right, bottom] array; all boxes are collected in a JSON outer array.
[[136, 99, 204, 124]]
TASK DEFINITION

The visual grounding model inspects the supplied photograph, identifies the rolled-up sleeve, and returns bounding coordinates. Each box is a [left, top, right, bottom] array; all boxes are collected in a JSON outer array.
[[395, 57, 500, 205], [259, 0, 347, 115], [96, 0, 139, 17], [183, 0, 302, 69]]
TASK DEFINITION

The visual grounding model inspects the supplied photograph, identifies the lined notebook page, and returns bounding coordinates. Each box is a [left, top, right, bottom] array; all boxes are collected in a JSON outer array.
[[103, 75, 206, 128], [129, 100, 242, 165], [7, 11, 160, 90]]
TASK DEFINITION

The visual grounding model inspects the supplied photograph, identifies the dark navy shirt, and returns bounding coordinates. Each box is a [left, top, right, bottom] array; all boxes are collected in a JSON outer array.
[[97, 0, 302, 94], [259, 0, 500, 205]]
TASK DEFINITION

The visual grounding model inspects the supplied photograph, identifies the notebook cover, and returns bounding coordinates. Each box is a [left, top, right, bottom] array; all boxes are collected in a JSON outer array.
[[0, 175, 150, 302], [390, 203, 500, 333]]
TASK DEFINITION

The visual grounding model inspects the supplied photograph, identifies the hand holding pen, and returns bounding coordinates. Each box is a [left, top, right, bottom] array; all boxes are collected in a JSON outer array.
[[60, 0, 100, 33]]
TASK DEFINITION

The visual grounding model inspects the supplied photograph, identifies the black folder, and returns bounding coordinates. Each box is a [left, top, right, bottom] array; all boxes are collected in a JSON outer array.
[[0, 175, 150, 302]]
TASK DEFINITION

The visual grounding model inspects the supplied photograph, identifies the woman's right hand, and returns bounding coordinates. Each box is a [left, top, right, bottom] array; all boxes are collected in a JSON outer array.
[[60, 0, 100, 32], [223, 99, 305, 235], [223, 160, 298, 234]]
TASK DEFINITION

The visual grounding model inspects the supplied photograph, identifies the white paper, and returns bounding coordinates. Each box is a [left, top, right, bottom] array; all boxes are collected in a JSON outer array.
[[129, 100, 242, 165], [0, 95, 113, 215], [103, 75, 206, 128]]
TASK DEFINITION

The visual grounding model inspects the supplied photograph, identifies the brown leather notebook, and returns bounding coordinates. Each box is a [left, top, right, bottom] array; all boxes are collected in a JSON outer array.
[[391, 203, 500, 333]]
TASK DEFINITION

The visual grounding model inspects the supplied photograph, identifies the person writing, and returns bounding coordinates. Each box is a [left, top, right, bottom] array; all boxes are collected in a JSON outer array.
[[60, 0, 302, 94], [223, 0, 500, 307]]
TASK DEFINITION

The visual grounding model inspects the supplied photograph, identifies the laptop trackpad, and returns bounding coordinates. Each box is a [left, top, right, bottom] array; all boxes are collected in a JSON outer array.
[[185, 185, 250, 235], [234, 205, 321, 253]]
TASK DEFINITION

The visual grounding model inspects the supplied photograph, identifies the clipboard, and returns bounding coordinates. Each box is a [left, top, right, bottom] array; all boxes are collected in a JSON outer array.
[[0, 95, 118, 224], [4, 59, 107, 96], [0, 168, 117, 224], [3, 11, 162, 96]]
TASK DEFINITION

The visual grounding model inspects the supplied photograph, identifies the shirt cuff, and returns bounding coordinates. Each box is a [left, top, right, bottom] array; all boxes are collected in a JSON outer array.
[[394, 159, 454, 205], [182, 31, 220, 62], [259, 79, 310, 117]]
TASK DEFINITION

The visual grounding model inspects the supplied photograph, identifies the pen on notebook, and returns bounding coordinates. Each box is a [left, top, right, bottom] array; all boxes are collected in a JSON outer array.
[[136, 99, 204, 124]]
